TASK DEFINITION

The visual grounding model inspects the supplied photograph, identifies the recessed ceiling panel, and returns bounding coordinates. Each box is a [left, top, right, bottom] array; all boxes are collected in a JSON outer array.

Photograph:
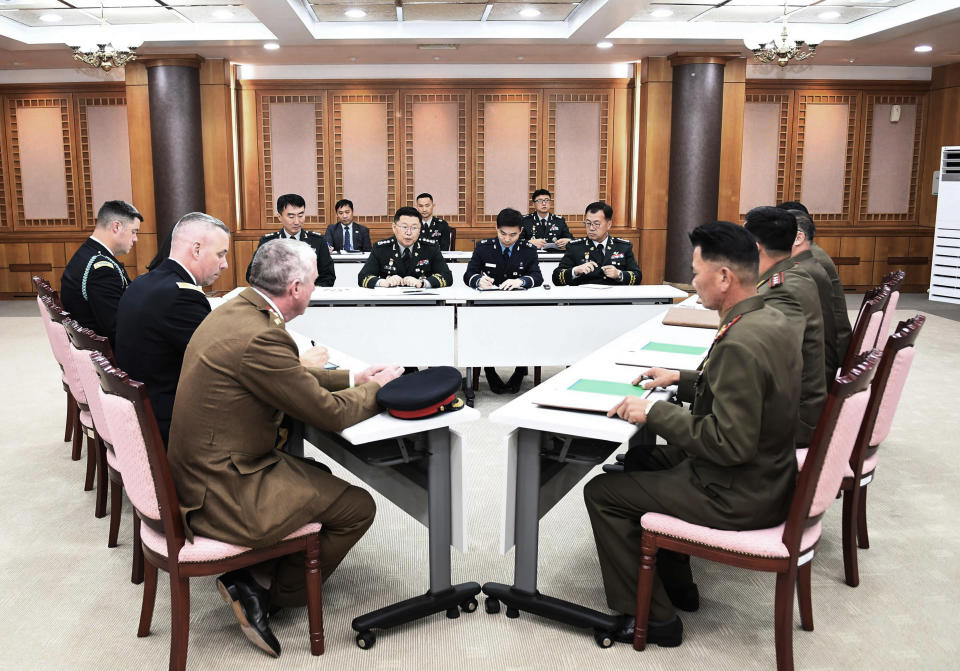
[[725, 0, 819, 6], [0, 1, 64, 9], [164, 1, 246, 5], [69, 1, 163, 7], [102, 7, 185, 24], [403, 3, 488, 21], [175, 5, 259, 22], [310, 1, 396, 6], [311, 4, 397, 21], [0, 8, 99, 26], [694, 6, 804, 22], [787, 5, 885, 23], [630, 5, 714, 22], [818, 0, 915, 7], [487, 3, 578, 21]]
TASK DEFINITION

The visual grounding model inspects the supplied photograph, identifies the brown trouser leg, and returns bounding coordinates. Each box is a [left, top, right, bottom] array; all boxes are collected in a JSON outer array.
[[266, 485, 377, 608]]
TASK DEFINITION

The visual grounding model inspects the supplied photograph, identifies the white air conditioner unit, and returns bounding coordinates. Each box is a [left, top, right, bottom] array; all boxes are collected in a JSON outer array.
[[930, 146, 960, 304]]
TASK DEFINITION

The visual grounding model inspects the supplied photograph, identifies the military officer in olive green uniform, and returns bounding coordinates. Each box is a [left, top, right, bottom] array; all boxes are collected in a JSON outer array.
[[553, 201, 641, 286], [584, 221, 802, 647], [358, 206, 453, 288], [779, 201, 853, 365], [746, 206, 827, 448]]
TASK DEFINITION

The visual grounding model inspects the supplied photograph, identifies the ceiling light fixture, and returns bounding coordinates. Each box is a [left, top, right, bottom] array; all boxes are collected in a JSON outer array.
[[819, 11, 840, 19], [746, 1, 817, 68], [264, 42, 280, 51], [914, 44, 933, 52], [345, 8, 367, 19], [519, 8, 541, 18], [39, 13, 62, 23], [69, 2, 141, 72], [651, 9, 674, 18], [213, 8, 233, 20], [597, 41, 613, 49]]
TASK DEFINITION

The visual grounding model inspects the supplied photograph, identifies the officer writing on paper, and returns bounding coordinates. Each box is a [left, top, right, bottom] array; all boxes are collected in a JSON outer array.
[[464, 207, 542, 290], [583, 221, 801, 647]]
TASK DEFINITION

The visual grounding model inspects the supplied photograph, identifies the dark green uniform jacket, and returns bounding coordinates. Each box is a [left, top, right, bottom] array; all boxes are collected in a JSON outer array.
[[520, 212, 571, 243], [810, 242, 852, 363], [794, 249, 839, 388]]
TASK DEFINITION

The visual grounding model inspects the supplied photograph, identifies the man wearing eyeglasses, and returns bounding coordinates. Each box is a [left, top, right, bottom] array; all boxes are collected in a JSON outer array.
[[521, 189, 572, 250], [553, 201, 642, 286], [358, 206, 453, 288]]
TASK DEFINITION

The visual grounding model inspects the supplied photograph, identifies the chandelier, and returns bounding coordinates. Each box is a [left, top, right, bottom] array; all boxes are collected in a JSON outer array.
[[746, 2, 818, 68], [69, 2, 142, 72]]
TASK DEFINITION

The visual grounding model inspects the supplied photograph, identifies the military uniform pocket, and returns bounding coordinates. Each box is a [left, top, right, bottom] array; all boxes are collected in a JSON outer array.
[[228, 451, 282, 475]]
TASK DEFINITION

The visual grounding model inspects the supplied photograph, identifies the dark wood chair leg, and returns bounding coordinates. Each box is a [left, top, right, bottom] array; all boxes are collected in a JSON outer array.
[[534, 366, 542, 386], [857, 486, 870, 549], [797, 562, 814, 631], [132, 516, 145, 585], [841, 487, 860, 587], [71, 412, 82, 461], [94, 436, 108, 518], [305, 535, 325, 655], [472, 367, 480, 391], [169, 574, 191, 671], [633, 535, 658, 651], [774, 568, 797, 671], [108, 470, 122, 548], [83, 432, 96, 491], [138, 560, 158, 637], [64, 391, 76, 443]]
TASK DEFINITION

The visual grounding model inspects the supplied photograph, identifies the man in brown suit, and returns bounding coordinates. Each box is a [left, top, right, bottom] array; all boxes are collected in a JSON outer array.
[[168, 238, 403, 657]]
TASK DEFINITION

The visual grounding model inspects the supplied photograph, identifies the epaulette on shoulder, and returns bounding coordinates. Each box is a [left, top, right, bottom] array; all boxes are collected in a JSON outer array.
[[521, 213, 536, 221], [420, 238, 437, 245], [518, 240, 535, 248], [434, 216, 448, 224], [262, 231, 281, 241], [611, 237, 630, 244], [478, 238, 496, 246], [176, 281, 205, 294], [771, 271, 785, 288], [376, 238, 393, 246], [553, 214, 566, 222], [303, 230, 322, 239], [568, 237, 588, 245], [92, 260, 115, 270]]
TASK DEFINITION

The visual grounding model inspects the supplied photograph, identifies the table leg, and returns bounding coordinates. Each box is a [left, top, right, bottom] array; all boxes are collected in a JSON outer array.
[[464, 367, 476, 407], [351, 428, 481, 649], [481, 428, 619, 647]]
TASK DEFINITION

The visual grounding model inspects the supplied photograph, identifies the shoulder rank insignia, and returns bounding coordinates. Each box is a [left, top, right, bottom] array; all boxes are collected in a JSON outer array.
[[612, 237, 628, 244], [267, 308, 284, 326], [92, 260, 114, 270], [714, 313, 743, 344], [176, 281, 204, 294], [376, 238, 392, 246], [770, 271, 785, 288]]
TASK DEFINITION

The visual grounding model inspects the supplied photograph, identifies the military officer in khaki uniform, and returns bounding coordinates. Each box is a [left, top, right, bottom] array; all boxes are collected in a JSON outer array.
[[779, 201, 852, 363], [746, 206, 827, 448], [553, 201, 641, 286], [584, 221, 801, 647], [358, 206, 453, 289], [415, 192, 453, 251]]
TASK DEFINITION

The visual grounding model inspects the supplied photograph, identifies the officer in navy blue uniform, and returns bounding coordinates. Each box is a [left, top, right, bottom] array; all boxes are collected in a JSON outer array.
[[246, 194, 335, 286], [553, 201, 642, 286], [521, 188, 573, 249], [416, 192, 453, 251], [116, 213, 230, 445], [61, 200, 142, 345], [359, 207, 453, 288], [464, 208, 542, 393]]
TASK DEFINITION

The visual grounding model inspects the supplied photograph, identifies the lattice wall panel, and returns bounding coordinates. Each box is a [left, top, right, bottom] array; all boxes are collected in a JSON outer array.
[[261, 95, 325, 228], [859, 94, 924, 223], [546, 92, 609, 219], [743, 92, 791, 213], [403, 92, 467, 221], [78, 96, 127, 229]]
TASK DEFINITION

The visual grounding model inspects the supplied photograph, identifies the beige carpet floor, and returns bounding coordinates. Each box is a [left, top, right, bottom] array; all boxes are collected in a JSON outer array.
[[1, 296, 958, 670]]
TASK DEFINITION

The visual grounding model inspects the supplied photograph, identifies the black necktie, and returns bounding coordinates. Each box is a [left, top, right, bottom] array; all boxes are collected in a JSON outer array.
[[343, 226, 353, 252], [502, 246, 510, 262], [402, 247, 411, 267], [596, 243, 604, 259]]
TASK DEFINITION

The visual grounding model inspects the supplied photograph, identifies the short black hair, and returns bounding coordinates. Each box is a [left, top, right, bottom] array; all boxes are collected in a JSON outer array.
[[777, 200, 809, 215], [496, 208, 523, 229], [532, 189, 551, 202], [276, 193, 305, 213], [585, 201, 613, 220], [394, 206, 422, 224], [416, 193, 433, 202], [744, 206, 797, 254], [335, 199, 354, 212], [689, 221, 759, 281], [96, 200, 143, 227], [790, 209, 815, 242]]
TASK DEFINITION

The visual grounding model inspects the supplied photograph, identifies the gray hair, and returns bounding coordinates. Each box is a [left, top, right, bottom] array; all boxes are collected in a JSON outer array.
[[171, 212, 230, 243], [248, 238, 316, 295]]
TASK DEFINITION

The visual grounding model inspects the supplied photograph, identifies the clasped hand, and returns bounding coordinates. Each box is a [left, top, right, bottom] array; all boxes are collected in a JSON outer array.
[[355, 364, 404, 386]]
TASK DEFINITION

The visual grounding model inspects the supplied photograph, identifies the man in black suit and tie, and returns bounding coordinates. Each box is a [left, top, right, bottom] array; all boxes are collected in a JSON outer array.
[[115, 212, 230, 445], [324, 198, 372, 253], [246, 194, 335, 286]]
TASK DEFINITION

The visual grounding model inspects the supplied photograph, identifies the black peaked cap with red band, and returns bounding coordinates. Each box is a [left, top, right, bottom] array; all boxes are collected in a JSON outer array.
[[376, 366, 465, 419]]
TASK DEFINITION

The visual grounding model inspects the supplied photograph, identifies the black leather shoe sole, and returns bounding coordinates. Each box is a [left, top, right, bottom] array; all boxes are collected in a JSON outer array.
[[217, 577, 281, 658], [613, 615, 683, 648]]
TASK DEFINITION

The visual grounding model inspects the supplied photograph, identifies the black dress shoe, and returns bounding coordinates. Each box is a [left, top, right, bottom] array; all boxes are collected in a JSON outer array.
[[614, 615, 683, 647], [484, 367, 508, 394], [664, 582, 699, 613], [217, 569, 282, 658], [506, 367, 527, 393], [615, 453, 626, 463], [602, 463, 625, 473]]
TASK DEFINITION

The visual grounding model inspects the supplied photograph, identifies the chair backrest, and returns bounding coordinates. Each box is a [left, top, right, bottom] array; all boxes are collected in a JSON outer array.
[[39, 295, 87, 405], [63, 319, 115, 445], [449, 226, 457, 250], [33, 275, 61, 306], [92, 354, 186, 559], [841, 285, 890, 373], [781, 349, 881, 554], [874, 269, 906, 349]]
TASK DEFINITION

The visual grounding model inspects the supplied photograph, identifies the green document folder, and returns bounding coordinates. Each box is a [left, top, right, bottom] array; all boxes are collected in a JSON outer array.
[[568, 379, 651, 398], [640, 341, 708, 356]]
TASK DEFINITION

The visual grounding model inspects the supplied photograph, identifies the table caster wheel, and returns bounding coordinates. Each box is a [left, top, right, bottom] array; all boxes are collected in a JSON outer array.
[[484, 597, 500, 615], [460, 597, 478, 613], [594, 630, 614, 648], [356, 631, 376, 650], [505, 607, 520, 619], [446, 606, 460, 619]]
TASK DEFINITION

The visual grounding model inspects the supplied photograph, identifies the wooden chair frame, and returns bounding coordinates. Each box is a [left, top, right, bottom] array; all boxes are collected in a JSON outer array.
[[841, 285, 890, 374], [34, 276, 78, 448]]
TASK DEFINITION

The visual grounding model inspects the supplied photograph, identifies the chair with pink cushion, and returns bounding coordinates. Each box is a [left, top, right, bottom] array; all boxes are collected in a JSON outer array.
[[839, 314, 924, 587], [39, 295, 98, 491], [33, 276, 79, 451], [872, 269, 906, 351], [632, 350, 882, 671], [840, 285, 890, 374], [91, 353, 325, 671]]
